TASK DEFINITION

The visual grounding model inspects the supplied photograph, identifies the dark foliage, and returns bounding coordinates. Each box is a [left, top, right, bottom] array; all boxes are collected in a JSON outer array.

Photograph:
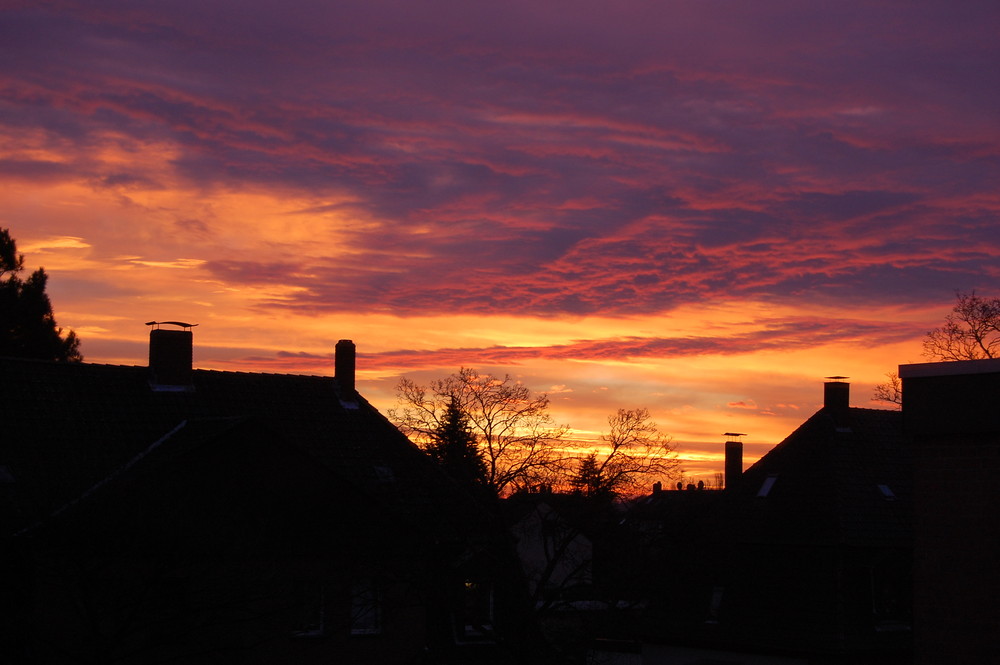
[[425, 398, 489, 487], [0, 228, 82, 362]]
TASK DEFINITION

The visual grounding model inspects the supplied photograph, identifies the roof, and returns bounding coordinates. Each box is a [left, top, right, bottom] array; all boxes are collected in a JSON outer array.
[[686, 404, 915, 655], [900, 356, 1000, 378], [731, 404, 911, 547], [0, 356, 491, 543]]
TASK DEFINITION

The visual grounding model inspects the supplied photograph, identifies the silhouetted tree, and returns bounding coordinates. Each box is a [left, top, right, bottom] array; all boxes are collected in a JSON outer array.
[[425, 397, 488, 487], [570, 408, 678, 499], [569, 453, 604, 497], [0, 228, 81, 362], [872, 371, 902, 406], [390, 368, 571, 496], [873, 291, 1000, 405], [922, 290, 1000, 360]]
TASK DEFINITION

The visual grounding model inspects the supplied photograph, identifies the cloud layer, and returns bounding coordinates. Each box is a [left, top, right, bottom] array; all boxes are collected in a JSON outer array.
[[3, 0, 998, 480]]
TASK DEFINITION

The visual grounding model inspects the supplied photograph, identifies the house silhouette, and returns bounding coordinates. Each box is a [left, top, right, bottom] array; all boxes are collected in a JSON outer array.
[[632, 380, 912, 665], [900, 358, 1000, 665], [632, 367, 998, 664], [1, 327, 539, 664]]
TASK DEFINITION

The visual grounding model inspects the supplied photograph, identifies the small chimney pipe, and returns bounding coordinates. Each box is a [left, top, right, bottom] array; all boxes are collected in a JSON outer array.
[[335, 339, 356, 395]]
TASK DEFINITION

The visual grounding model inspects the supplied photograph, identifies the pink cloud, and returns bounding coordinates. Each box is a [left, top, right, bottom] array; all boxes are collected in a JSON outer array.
[[3, 2, 997, 434]]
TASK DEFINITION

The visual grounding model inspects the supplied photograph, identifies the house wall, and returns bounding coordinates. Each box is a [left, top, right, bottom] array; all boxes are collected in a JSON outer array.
[[25, 549, 433, 665], [18, 427, 442, 665], [902, 366, 1000, 436], [901, 362, 1000, 665], [909, 434, 1000, 664]]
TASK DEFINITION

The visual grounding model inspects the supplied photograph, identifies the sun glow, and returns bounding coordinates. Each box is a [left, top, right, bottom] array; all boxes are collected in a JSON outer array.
[[3, 1, 991, 486]]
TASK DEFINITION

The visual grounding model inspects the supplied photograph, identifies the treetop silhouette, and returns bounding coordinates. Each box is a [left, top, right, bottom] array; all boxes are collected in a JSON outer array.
[[1, 228, 82, 362]]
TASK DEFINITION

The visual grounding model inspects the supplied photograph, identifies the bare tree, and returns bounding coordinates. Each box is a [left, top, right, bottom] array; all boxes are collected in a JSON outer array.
[[570, 408, 679, 499], [872, 371, 902, 406], [873, 291, 1000, 406], [390, 368, 571, 496], [922, 290, 1000, 360], [508, 500, 595, 612]]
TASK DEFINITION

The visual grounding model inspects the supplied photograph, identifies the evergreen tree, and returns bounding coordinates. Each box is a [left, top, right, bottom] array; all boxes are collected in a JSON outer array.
[[391, 367, 571, 496], [569, 452, 606, 498], [0, 228, 82, 362], [426, 398, 488, 487]]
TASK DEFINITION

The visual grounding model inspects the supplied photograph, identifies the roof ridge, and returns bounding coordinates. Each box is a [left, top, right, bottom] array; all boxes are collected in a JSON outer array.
[[2, 355, 337, 379]]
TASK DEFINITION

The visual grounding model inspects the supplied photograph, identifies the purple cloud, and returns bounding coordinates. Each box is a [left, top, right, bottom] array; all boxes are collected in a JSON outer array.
[[2, 0, 997, 321]]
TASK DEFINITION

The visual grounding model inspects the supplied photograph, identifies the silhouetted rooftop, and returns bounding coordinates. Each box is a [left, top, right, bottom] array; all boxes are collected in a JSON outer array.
[[733, 404, 911, 547], [1, 356, 490, 542]]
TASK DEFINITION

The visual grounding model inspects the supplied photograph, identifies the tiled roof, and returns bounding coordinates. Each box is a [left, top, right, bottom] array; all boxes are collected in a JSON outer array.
[[731, 405, 911, 547], [690, 405, 915, 655], [1, 356, 490, 542]]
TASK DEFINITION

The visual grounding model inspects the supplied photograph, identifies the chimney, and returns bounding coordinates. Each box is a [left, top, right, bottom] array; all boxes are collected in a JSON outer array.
[[147, 321, 196, 389], [335, 339, 356, 395], [823, 376, 850, 411], [724, 433, 745, 491]]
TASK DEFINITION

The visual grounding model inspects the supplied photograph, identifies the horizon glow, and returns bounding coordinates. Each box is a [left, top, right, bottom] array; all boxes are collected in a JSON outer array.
[[3, 1, 997, 483]]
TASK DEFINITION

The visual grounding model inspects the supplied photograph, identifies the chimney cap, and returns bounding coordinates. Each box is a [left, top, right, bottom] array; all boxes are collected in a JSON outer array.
[[724, 432, 747, 438], [146, 321, 198, 330], [824, 375, 849, 381]]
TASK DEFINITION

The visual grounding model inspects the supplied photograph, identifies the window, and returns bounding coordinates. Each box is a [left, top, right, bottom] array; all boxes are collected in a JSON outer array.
[[705, 585, 725, 624], [455, 580, 495, 643], [350, 579, 381, 636], [877, 484, 896, 500], [291, 582, 326, 638], [756, 474, 778, 497], [373, 465, 395, 483], [870, 558, 912, 631]]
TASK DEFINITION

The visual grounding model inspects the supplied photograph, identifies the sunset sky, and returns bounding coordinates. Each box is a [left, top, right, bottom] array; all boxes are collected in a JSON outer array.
[[3, 1, 998, 482]]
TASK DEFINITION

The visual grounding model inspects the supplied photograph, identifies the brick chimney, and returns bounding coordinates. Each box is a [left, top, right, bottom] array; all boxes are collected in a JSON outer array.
[[147, 321, 196, 389], [823, 376, 850, 411], [724, 433, 745, 491], [335, 339, 356, 396]]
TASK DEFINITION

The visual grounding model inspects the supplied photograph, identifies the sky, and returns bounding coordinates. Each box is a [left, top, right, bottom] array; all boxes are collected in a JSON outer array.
[[3, 0, 998, 484]]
